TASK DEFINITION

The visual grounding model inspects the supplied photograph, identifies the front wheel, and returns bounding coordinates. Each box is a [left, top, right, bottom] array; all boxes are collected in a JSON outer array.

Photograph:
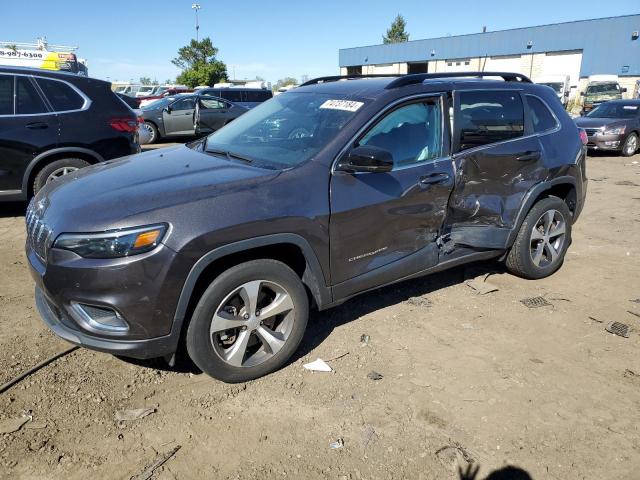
[[622, 133, 638, 157], [506, 197, 572, 279], [186, 259, 309, 383]]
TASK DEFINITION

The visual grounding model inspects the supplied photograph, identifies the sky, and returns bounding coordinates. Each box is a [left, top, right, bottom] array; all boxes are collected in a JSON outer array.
[[1, 1, 638, 85]]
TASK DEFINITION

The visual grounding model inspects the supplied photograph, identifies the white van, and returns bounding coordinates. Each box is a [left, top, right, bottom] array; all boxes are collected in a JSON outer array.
[[537, 75, 571, 105]]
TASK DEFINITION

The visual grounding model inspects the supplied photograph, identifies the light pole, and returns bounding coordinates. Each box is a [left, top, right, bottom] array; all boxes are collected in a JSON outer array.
[[191, 3, 201, 41]]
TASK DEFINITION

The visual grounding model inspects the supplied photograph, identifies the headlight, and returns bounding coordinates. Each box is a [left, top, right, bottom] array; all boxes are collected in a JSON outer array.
[[54, 224, 167, 258], [604, 126, 626, 135]]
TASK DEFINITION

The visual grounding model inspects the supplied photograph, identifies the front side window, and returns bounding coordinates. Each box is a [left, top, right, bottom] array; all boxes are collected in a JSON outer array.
[[16, 77, 48, 114], [358, 99, 442, 167], [203, 92, 366, 169], [456, 90, 524, 151], [220, 90, 243, 102], [526, 95, 558, 133], [36, 78, 85, 111], [171, 97, 196, 110], [0, 75, 13, 115], [200, 98, 227, 109]]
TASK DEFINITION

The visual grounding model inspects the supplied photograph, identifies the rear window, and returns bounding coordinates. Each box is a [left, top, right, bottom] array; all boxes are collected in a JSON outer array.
[[456, 90, 524, 151], [16, 77, 48, 114], [526, 95, 558, 133], [245, 90, 272, 102], [36, 78, 85, 111], [0, 75, 13, 115]]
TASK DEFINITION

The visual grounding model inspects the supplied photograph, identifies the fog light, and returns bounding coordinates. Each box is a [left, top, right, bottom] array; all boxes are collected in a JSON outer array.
[[71, 303, 129, 333], [604, 140, 620, 147]]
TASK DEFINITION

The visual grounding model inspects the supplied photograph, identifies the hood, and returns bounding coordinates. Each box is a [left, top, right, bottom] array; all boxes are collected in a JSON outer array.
[[574, 117, 626, 129], [36, 145, 280, 233], [584, 92, 620, 103]]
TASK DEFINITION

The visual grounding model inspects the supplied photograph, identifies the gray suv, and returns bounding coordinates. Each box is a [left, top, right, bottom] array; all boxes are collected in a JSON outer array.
[[27, 72, 587, 383]]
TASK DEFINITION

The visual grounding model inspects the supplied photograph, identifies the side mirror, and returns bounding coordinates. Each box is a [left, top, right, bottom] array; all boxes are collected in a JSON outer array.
[[580, 92, 585, 97], [337, 145, 394, 173], [621, 87, 628, 93], [163, 105, 172, 114]]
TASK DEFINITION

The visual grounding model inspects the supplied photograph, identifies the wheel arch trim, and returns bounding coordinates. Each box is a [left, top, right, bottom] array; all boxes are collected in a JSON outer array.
[[170, 233, 332, 340], [22, 147, 104, 196]]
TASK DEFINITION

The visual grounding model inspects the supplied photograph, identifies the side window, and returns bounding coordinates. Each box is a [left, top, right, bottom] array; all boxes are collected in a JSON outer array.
[[171, 98, 196, 110], [358, 98, 443, 167], [16, 77, 48, 114], [526, 95, 558, 133], [221, 90, 243, 102], [36, 78, 85, 111], [200, 98, 226, 109], [0, 75, 13, 115], [457, 90, 524, 151]]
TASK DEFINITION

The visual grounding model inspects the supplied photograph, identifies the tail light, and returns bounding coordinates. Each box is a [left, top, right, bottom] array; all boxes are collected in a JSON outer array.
[[137, 116, 144, 124], [578, 128, 588, 146], [109, 118, 138, 133]]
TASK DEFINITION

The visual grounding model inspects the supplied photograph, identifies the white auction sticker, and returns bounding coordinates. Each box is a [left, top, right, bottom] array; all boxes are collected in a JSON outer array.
[[319, 99, 364, 112], [623, 105, 638, 110]]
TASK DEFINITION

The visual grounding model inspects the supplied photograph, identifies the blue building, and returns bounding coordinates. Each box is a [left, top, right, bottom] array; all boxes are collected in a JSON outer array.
[[339, 15, 640, 97]]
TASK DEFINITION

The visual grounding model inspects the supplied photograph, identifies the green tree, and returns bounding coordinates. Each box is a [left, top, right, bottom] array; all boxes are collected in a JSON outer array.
[[172, 37, 227, 88], [383, 15, 409, 44], [274, 77, 298, 90], [139, 76, 152, 85]]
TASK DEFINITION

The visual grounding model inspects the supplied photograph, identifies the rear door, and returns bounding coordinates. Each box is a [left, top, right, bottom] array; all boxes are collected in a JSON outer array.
[[194, 97, 234, 134], [162, 96, 196, 135], [0, 74, 58, 193], [446, 89, 544, 246], [329, 94, 454, 286]]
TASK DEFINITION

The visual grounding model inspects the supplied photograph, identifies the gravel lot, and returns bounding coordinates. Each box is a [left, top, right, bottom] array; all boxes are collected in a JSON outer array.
[[1, 151, 639, 480]]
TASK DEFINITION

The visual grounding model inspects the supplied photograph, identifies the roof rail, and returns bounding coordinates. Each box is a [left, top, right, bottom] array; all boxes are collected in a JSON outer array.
[[385, 71, 532, 89], [300, 74, 400, 87]]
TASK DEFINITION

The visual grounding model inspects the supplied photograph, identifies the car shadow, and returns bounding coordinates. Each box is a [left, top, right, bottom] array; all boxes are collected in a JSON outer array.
[[122, 259, 503, 376], [1, 201, 27, 218], [458, 464, 533, 480]]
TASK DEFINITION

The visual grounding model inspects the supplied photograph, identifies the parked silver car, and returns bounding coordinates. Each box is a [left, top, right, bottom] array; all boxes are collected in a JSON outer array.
[[141, 94, 247, 144]]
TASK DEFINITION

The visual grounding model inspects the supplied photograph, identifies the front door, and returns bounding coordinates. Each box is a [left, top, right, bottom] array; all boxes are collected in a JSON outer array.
[[329, 95, 454, 287], [163, 97, 196, 136]]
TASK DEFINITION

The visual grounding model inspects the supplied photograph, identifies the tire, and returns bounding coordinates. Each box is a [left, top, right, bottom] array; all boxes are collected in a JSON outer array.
[[186, 259, 309, 383], [621, 132, 638, 157], [506, 196, 572, 280], [143, 121, 159, 144], [33, 158, 90, 195]]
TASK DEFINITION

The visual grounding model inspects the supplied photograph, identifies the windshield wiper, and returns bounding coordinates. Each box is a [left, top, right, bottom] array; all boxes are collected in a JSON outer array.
[[205, 147, 254, 164]]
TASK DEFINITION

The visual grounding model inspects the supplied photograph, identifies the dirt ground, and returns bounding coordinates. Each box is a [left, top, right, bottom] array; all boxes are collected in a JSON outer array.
[[1, 151, 639, 480]]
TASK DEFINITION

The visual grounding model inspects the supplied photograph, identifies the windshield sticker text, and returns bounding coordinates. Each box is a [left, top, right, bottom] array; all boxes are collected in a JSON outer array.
[[320, 99, 364, 112]]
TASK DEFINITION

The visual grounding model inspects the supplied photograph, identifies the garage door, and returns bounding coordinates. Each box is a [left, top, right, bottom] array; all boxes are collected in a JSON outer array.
[[542, 50, 583, 92], [482, 55, 523, 74]]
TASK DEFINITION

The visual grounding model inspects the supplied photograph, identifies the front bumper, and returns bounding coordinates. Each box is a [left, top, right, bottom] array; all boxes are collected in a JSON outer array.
[[27, 241, 192, 359], [586, 133, 625, 151]]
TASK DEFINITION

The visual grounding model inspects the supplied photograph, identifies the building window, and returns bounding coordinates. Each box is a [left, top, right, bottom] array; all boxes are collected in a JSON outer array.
[[346, 66, 362, 75]]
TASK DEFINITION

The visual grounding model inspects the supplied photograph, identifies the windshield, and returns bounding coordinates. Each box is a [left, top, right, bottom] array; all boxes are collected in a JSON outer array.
[[203, 92, 366, 169], [540, 82, 562, 93], [115, 86, 127, 93], [586, 103, 639, 119], [138, 86, 154, 94], [142, 97, 174, 110], [586, 83, 620, 95]]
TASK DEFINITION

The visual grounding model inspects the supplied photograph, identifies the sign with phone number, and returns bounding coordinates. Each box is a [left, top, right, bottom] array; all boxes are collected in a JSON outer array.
[[0, 49, 44, 59]]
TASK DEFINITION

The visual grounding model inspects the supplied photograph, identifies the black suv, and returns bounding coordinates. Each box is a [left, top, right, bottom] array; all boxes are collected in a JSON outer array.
[[0, 67, 139, 201], [27, 72, 587, 383]]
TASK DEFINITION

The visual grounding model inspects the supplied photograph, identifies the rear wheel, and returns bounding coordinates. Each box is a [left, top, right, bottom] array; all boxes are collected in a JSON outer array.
[[33, 158, 90, 195], [622, 133, 638, 157], [186, 259, 309, 383], [143, 121, 159, 144], [506, 197, 572, 279]]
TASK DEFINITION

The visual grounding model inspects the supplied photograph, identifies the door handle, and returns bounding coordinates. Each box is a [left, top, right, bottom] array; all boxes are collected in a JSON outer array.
[[419, 172, 450, 185], [26, 122, 48, 130], [516, 151, 541, 162]]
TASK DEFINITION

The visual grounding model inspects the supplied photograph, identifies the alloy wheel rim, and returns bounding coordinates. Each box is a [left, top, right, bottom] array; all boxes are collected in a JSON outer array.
[[46, 166, 79, 183], [529, 209, 566, 268], [143, 123, 156, 142], [626, 136, 637, 155], [209, 280, 295, 368]]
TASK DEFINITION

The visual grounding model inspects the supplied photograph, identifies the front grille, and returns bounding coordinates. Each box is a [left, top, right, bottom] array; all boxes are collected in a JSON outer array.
[[584, 128, 601, 137], [25, 201, 53, 261]]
